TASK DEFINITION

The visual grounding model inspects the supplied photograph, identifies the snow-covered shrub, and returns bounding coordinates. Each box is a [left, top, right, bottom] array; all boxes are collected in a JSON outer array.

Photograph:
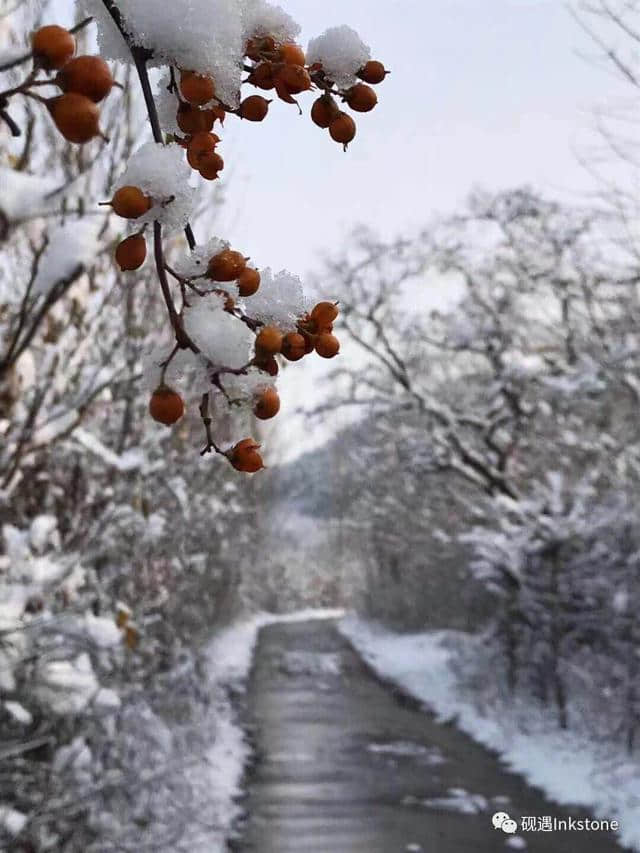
[[464, 474, 640, 743]]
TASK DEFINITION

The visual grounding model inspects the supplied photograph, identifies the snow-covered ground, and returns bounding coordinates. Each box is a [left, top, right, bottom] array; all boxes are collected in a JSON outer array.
[[339, 615, 640, 852], [199, 608, 344, 851]]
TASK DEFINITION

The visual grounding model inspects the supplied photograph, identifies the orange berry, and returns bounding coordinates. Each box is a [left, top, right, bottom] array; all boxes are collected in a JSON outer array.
[[329, 112, 356, 146], [110, 186, 153, 219], [279, 43, 306, 66], [229, 438, 264, 473], [248, 62, 276, 90], [115, 233, 146, 271], [47, 93, 101, 143], [207, 249, 246, 281], [254, 386, 280, 420], [358, 60, 388, 85], [277, 64, 311, 94], [311, 94, 339, 128], [176, 103, 215, 135], [311, 301, 339, 328], [255, 326, 283, 356], [186, 131, 219, 168], [315, 333, 340, 359], [56, 56, 114, 102], [281, 332, 306, 361], [237, 267, 261, 297], [239, 95, 270, 122], [198, 151, 224, 180], [345, 83, 377, 113], [31, 25, 75, 70], [149, 385, 185, 426], [180, 70, 216, 105]]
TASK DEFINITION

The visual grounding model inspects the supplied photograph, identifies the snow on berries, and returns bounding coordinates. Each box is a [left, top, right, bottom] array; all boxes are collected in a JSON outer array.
[[307, 25, 371, 89], [245, 268, 307, 331], [112, 142, 195, 233]]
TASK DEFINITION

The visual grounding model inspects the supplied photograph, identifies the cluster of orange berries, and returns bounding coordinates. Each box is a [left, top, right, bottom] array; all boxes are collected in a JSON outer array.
[[29, 25, 115, 143], [244, 36, 388, 149], [166, 33, 388, 182], [100, 185, 153, 271], [172, 69, 227, 181], [148, 247, 341, 472], [253, 300, 340, 377], [309, 60, 388, 148]]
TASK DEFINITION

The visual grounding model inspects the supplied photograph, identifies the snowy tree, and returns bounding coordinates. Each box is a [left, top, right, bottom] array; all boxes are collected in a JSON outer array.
[[322, 188, 640, 745]]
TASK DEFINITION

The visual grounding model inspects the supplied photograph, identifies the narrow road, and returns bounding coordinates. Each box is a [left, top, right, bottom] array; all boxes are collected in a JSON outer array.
[[233, 619, 621, 853]]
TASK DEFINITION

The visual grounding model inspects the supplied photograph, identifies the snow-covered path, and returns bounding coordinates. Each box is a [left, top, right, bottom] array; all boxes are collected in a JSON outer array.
[[233, 618, 621, 853]]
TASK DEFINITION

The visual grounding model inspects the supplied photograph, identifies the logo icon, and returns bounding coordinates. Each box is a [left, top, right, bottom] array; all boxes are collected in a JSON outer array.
[[492, 812, 518, 834]]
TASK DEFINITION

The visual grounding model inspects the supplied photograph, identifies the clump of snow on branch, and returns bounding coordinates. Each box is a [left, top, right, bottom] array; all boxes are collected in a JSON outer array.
[[0, 167, 59, 223], [81, 0, 248, 105], [32, 220, 103, 297], [242, 0, 300, 42], [154, 71, 183, 136], [245, 268, 308, 331], [183, 296, 254, 368], [307, 25, 371, 88], [35, 653, 100, 715], [114, 141, 194, 233]]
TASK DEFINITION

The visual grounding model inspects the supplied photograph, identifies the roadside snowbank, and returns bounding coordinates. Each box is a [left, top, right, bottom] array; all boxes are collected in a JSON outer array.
[[200, 608, 344, 851], [339, 615, 640, 852]]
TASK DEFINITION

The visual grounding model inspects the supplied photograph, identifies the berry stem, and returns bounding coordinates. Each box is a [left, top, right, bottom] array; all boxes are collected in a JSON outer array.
[[0, 106, 20, 136], [153, 221, 199, 353], [199, 393, 223, 456]]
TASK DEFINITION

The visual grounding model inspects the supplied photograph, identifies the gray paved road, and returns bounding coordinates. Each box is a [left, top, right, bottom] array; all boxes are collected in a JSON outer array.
[[233, 619, 621, 853]]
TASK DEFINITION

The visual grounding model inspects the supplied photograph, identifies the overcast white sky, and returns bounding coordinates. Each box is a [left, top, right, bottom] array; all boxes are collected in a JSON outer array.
[[213, 0, 623, 279]]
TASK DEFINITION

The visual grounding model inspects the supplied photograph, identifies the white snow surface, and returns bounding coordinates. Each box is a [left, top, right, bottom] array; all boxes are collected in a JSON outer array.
[[0, 805, 27, 837], [0, 167, 59, 222], [242, 0, 300, 43], [184, 295, 254, 368], [32, 219, 103, 296], [339, 615, 639, 852], [307, 25, 371, 89], [73, 428, 145, 472], [35, 652, 99, 715], [29, 515, 59, 554], [84, 613, 121, 648], [244, 267, 308, 331], [4, 701, 33, 725]]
